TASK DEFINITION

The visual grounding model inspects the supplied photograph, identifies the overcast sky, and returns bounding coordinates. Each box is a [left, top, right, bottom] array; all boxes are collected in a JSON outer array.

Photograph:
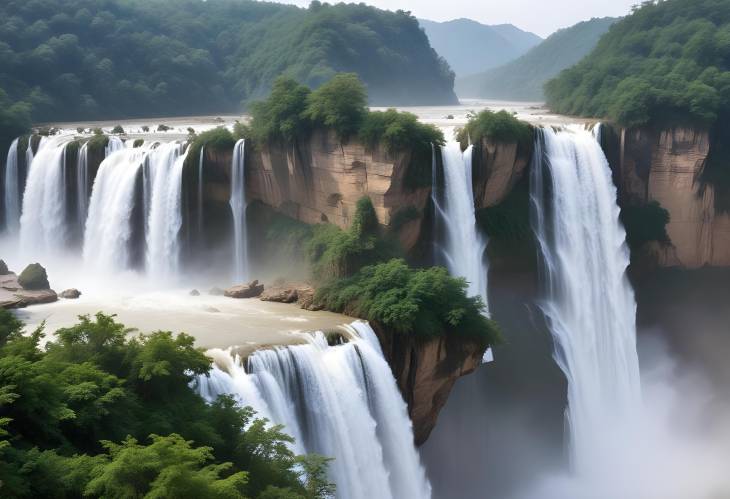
[[266, 0, 638, 37]]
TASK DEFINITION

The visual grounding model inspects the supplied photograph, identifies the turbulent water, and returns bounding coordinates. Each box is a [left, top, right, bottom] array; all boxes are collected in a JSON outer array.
[[230, 139, 248, 282], [433, 141, 489, 312], [530, 125, 641, 465], [196, 322, 432, 499]]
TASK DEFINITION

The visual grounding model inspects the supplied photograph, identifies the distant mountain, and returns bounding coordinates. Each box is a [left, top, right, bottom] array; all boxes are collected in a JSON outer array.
[[419, 18, 542, 77], [456, 17, 617, 101]]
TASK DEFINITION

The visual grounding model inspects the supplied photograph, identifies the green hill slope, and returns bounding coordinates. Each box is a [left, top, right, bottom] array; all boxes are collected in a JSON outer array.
[[419, 18, 541, 77], [456, 17, 617, 101], [0, 0, 456, 122], [545, 0, 730, 127]]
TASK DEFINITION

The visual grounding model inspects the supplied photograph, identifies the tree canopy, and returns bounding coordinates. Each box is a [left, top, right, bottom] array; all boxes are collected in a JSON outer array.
[[545, 0, 730, 127], [0, 0, 456, 124], [0, 310, 333, 498]]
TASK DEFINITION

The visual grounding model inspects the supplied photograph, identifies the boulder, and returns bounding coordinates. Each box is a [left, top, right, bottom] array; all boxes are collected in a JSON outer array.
[[260, 287, 299, 303], [59, 288, 81, 299], [0, 273, 57, 308], [224, 280, 265, 299], [189, 289, 200, 296], [0, 260, 8, 275], [18, 263, 50, 290], [208, 287, 225, 296]]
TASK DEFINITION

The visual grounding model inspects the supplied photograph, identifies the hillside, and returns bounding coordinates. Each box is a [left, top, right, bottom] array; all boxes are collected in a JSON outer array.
[[456, 17, 617, 101], [419, 18, 541, 77], [0, 0, 457, 123], [545, 0, 730, 127]]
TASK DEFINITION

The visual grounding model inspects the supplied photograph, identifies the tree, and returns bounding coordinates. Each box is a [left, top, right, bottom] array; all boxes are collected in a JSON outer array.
[[304, 73, 367, 139]]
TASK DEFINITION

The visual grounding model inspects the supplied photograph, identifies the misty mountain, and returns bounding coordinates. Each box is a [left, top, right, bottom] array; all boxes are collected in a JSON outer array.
[[419, 18, 542, 77]]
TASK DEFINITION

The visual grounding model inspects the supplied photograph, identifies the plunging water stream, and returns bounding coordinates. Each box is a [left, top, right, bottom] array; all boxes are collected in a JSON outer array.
[[3, 138, 20, 234], [196, 322, 431, 499], [530, 125, 641, 466], [230, 139, 248, 282], [433, 141, 489, 312]]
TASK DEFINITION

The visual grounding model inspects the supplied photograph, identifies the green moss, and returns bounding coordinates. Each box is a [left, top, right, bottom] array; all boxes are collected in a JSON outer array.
[[86, 134, 109, 157], [456, 110, 533, 149], [184, 127, 236, 170], [18, 263, 50, 290]]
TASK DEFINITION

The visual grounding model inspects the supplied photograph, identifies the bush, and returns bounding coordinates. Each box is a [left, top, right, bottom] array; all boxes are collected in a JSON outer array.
[[111, 125, 125, 134], [303, 73, 367, 139], [157, 124, 171, 132], [359, 108, 444, 152], [133, 139, 144, 148], [248, 76, 311, 144], [315, 259, 501, 344], [185, 127, 236, 170], [141, 126, 150, 132], [18, 263, 50, 290], [456, 110, 532, 149]]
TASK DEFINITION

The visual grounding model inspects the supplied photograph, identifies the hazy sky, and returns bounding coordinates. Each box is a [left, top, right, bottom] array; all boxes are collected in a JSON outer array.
[[266, 0, 638, 37]]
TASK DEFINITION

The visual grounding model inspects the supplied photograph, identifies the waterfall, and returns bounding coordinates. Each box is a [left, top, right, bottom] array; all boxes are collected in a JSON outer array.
[[76, 142, 89, 229], [433, 141, 489, 312], [198, 145, 205, 243], [3, 138, 20, 234], [529, 125, 641, 466], [84, 146, 149, 270], [145, 142, 189, 280], [19, 138, 71, 256], [196, 322, 431, 499], [106, 136, 125, 155], [230, 139, 248, 282]]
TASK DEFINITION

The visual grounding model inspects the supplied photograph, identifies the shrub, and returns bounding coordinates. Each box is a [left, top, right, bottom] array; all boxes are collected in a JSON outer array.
[[315, 259, 501, 344], [92, 127, 103, 135], [111, 125, 125, 134], [157, 124, 171, 132], [133, 139, 144, 148], [141, 126, 150, 132], [303, 73, 367, 139], [185, 127, 236, 170], [18, 263, 50, 290], [248, 76, 311, 144], [456, 110, 532, 149]]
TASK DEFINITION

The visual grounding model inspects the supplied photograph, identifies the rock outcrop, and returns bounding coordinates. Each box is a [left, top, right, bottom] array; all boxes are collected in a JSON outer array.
[[0, 273, 57, 308], [224, 280, 265, 298], [605, 126, 730, 268], [472, 135, 533, 209], [18, 263, 50, 290], [371, 323, 486, 445]]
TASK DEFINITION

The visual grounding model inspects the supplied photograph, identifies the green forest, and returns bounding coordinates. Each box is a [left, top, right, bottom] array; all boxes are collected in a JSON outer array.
[[0, 0, 456, 124], [0, 310, 334, 498], [545, 0, 730, 127]]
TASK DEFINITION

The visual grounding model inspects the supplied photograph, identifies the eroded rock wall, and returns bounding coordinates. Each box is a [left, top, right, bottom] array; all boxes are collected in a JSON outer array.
[[472, 136, 532, 209], [606, 126, 730, 268]]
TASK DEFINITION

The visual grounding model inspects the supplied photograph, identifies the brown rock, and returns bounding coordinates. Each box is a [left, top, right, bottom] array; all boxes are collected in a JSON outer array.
[[224, 280, 264, 299], [259, 287, 299, 303], [372, 322, 486, 445], [472, 135, 532, 209], [59, 288, 81, 299], [0, 274, 58, 308]]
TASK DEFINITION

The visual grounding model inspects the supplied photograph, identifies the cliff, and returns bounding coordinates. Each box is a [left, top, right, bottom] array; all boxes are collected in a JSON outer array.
[[603, 125, 730, 268], [472, 135, 533, 210], [371, 323, 486, 445]]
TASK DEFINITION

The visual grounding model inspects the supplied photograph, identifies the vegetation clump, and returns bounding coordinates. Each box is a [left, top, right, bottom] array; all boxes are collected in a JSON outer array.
[[619, 201, 671, 249], [0, 311, 334, 498], [111, 125, 125, 134], [17, 263, 50, 290], [545, 0, 730, 128], [456, 110, 533, 149], [315, 259, 500, 344], [303, 73, 368, 140]]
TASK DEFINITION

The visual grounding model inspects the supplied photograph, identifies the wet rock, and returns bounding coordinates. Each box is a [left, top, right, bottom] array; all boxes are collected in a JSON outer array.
[[204, 306, 220, 313], [189, 289, 200, 296], [0, 260, 8, 275], [224, 280, 264, 299], [260, 287, 299, 303], [18, 263, 50, 290], [59, 288, 81, 299], [208, 287, 225, 296]]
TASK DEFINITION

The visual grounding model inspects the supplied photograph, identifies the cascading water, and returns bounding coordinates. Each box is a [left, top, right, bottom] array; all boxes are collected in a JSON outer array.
[[433, 141, 489, 312], [196, 322, 431, 499], [198, 145, 205, 242], [3, 138, 20, 234], [106, 136, 124, 155], [230, 139, 248, 282], [145, 142, 189, 280], [76, 142, 89, 229], [84, 146, 150, 270], [529, 125, 641, 467], [19, 137, 71, 257]]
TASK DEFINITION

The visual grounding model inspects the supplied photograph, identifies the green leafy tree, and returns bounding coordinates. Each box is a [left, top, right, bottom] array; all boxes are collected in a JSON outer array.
[[304, 73, 367, 139]]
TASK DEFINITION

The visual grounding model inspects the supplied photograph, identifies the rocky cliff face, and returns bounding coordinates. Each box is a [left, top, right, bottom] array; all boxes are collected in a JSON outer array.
[[472, 135, 532, 209], [605, 125, 730, 268], [371, 323, 486, 445]]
